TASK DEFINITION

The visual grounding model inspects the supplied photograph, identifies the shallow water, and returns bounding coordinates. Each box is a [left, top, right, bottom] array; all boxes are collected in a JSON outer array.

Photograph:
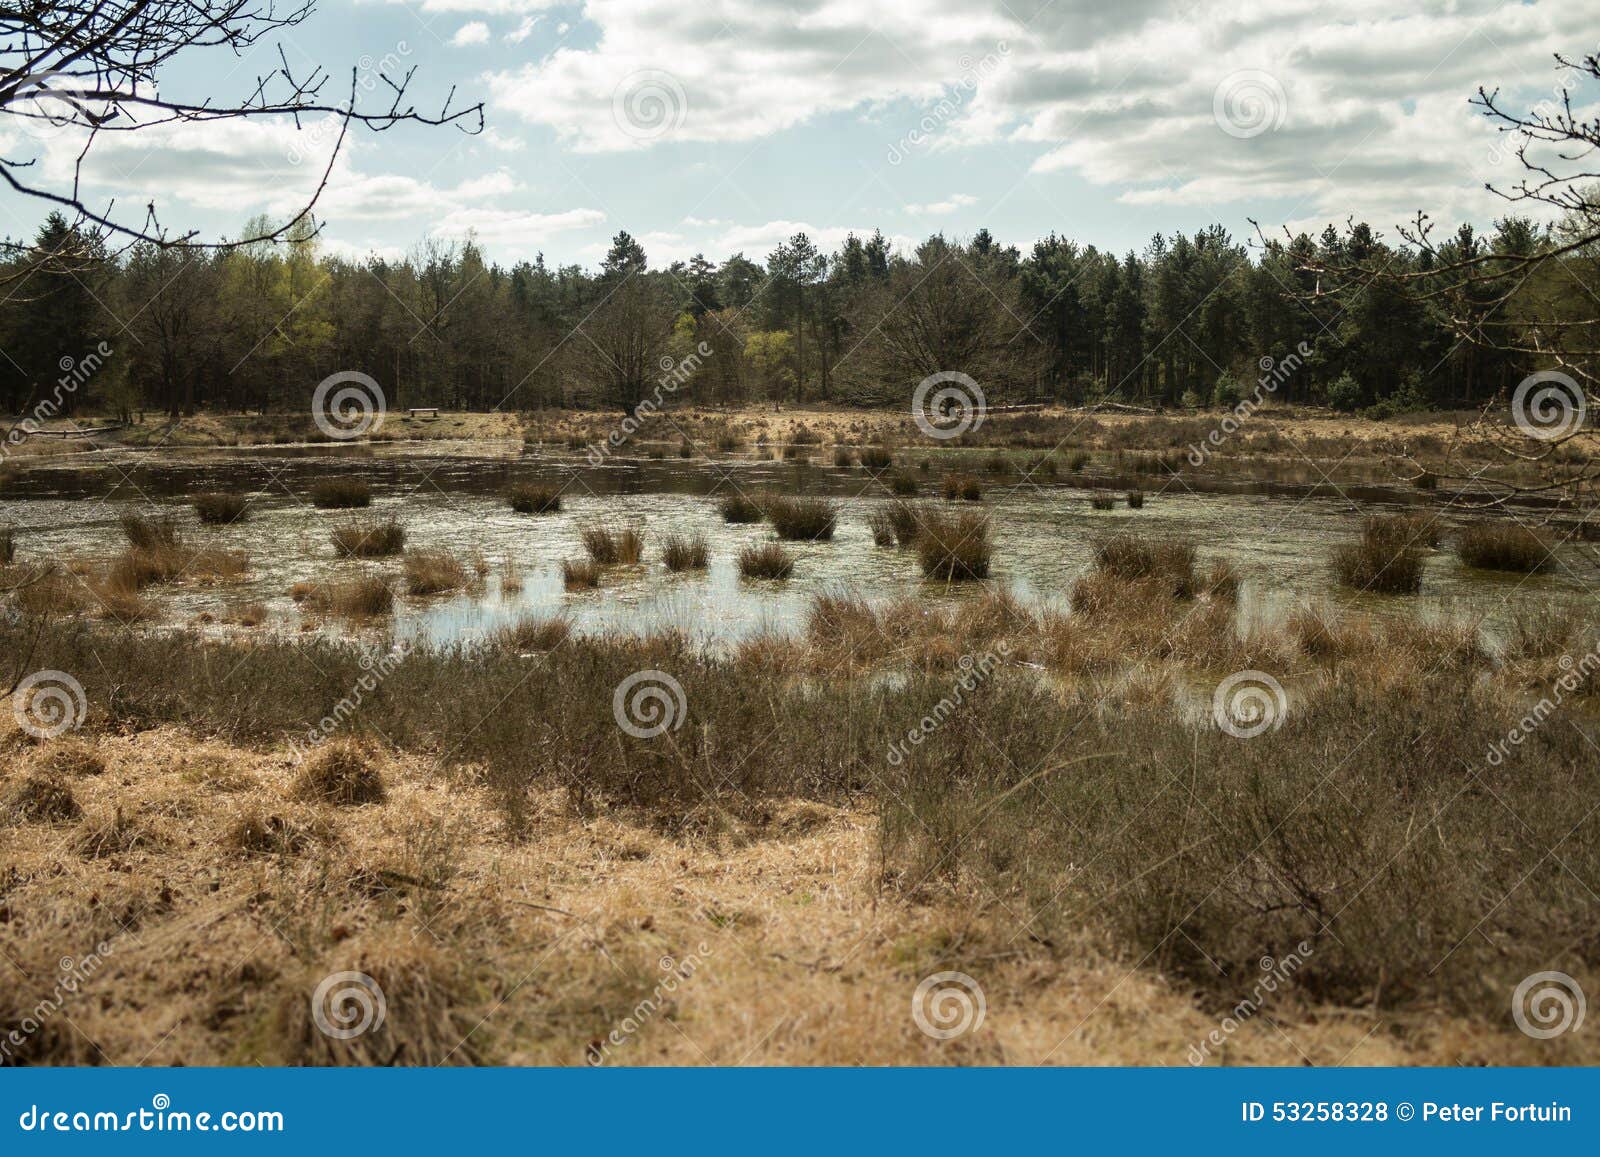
[[1, 444, 1590, 648]]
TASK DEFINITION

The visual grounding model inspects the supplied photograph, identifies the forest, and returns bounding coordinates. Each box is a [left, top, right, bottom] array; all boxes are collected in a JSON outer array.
[[0, 208, 1579, 422]]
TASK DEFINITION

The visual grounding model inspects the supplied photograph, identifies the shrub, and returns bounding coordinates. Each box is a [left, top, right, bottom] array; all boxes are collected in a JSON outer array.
[[193, 492, 250, 524], [942, 474, 982, 501], [917, 510, 991, 581], [720, 493, 764, 524], [292, 741, 386, 806], [660, 533, 709, 571], [1326, 372, 1364, 413], [860, 446, 894, 471], [562, 559, 600, 589], [1456, 523, 1550, 573], [581, 525, 644, 565], [739, 543, 794, 579], [507, 483, 562, 514], [331, 517, 406, 558], [404, 550, 469, 595], [767, 496, 837, 541], [1093, 534, 1196, 598], [308, 477, 372, 508], [678, 441, 693, 458], [1089, 491, 1115, 510]]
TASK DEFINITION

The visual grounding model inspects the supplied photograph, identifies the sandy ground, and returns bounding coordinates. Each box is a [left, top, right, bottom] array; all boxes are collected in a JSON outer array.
[[2, 720, 1582, 1067]]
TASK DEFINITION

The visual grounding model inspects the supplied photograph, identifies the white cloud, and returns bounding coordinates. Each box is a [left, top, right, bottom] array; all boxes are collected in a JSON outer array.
[[905, 194, 978, 215], [505, 15, 543, 43], [450, 21, 490, 46], [430, 206, 606, 248]]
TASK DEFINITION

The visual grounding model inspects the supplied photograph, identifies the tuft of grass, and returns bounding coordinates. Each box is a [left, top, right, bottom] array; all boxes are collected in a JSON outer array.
[[767, 495, 837, 541], [885, 500, 924, 546], [581, 524, 644, 565], [562, 558, 600, 590], [1065, 450, 1091, 473], [1093, 534, 1196, 598], [1362, 513, 1440, 550], [226, 810, 315, 856], [295, 576, 394, 617], [309, 478, 372, 509], [720, 493, 764, 524], [0, 523, 12, 565], [942, 474, 983, 502], [1333, 519, 1427, 594], [292, 741, 386, 806], [404, 550, 470, 595], [660, 532, 709, 572], [887, 472, 918, 496], [983, 452, 1008, 474], [193, 492, 250, 525], [493, 615, 571, 652], [1089, 491, 1116, 510], [76, 807, 161, 859], [1456, 522, 1550, 573], [32, 740, 105, 778], [917, 509, 992, 581], [739, 542, 794, 579], [120, 512, 180, 551], [507, 483, 562, 514], [5, 774, 79, 824], [1030, 455, 1058, 479], [1125, 490, 1145, 509], [860, 446, 894, 471], [832, 446, 855, 468], [331, 517, 406, 558], [868, 510, 897, 547]]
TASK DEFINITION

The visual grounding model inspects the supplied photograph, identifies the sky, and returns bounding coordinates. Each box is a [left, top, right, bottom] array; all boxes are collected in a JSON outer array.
[[3, 0, 1598, 269]]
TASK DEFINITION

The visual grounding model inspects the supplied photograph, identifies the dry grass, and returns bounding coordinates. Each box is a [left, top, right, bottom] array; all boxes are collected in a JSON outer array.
[[1089, 491, 1116, 510], [331, 517, 406, 558], [581, 525, 644, 565], [291, 741, 387, 805], [1092, 534, 1196, 599], [0, 523, 13, 565], [917, 509, 992, 581], [4, 773, 80, 823], [720, 493, 763, 524], [493, 615, 572, 652], [660, 532, 709, 572], [404, 550, 470, 595], [942, 474, 982, 502], [563, 558, 600, 590], [738, 542, 794, 579], [1126, 490, 1145, 509], [766, 496, 837, 542], [309, 478, 373, 509], [507, 483, 562, 514], [293, 576, 395, 618], [192, 492, 250, 525], [1456, 522, 1551, 573], [1333, 519, 1426, 594]]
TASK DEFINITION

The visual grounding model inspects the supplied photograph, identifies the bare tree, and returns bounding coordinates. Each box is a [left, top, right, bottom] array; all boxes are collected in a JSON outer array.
[[1275, 49, 1599, 512], [0, 1, 482, 253]]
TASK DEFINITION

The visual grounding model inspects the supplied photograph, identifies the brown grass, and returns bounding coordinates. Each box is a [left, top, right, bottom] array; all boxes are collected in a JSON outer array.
[[507, 483, 562, 514], [404, 550, 470, 595], [917, 509, 992, 581], [581, 525, 644, 565], [766, 496, 837, 541], [660, 532, 709, 571], [292, 741, 387, 805], [192, 492, 250, 524], [294, 576, 394, 618], [332, 517, 406, 558], [493, 615, 572, 652], [309, 478, 372, 508], [1456, 522, 1551, 573], [739, 542, 794, 579], [563, 558, 600, 589]]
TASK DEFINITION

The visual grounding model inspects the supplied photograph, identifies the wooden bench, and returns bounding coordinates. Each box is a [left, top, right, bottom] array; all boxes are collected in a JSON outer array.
[[407, 407, 440, 419]]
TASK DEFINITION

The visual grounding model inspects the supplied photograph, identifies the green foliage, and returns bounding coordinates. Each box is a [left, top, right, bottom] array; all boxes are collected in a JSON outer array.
[[1326, 372, 1365, 412]]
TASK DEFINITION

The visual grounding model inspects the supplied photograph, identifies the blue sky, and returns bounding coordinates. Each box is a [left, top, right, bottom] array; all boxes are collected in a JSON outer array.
[[3, 0, 1595, 268]]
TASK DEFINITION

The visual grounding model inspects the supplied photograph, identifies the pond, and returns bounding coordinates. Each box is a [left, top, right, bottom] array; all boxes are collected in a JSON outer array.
[[1, 441, 1590, 649]]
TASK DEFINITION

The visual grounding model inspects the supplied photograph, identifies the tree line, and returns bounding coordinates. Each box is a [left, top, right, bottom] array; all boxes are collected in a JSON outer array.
[[0, 207, 1579, 421]]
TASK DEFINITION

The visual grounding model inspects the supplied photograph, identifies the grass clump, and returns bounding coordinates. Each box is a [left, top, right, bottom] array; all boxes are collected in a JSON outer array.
[[404, 550, 470, 595], [942, 474, 982, 502], [1126, 490, 1145, 509], [493, 615, 572, 652], [1089, 491, 1115, 510], [720, 493, 764, 524], [1332, 519, 1427, 594], [563, 558, 600, 590], [739, 543, 794, 580], [1456, 522, 1550, 573], [192, 492, 250, 525], [917, 510, 992, 581], [309, 477, 372, 509], [294, 576, 394, 618], [660, 532, 709, 572], [885, 500, 924, 546], [887, 472, 918, 496], [4, 774, 79, 824], [507, 483, 562, 514], [331, 517, 406, 558], [1093, 534, 1196, 599], [581, 524, 644, 565], [0, 523, 12, 564], [869, 510, 898, 547], [860, 446, 894, 471], [766, 495, 837, 541], [120, 512, 180, 551], [832, 446, 855, 468], [292, 741, 386, 806]]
